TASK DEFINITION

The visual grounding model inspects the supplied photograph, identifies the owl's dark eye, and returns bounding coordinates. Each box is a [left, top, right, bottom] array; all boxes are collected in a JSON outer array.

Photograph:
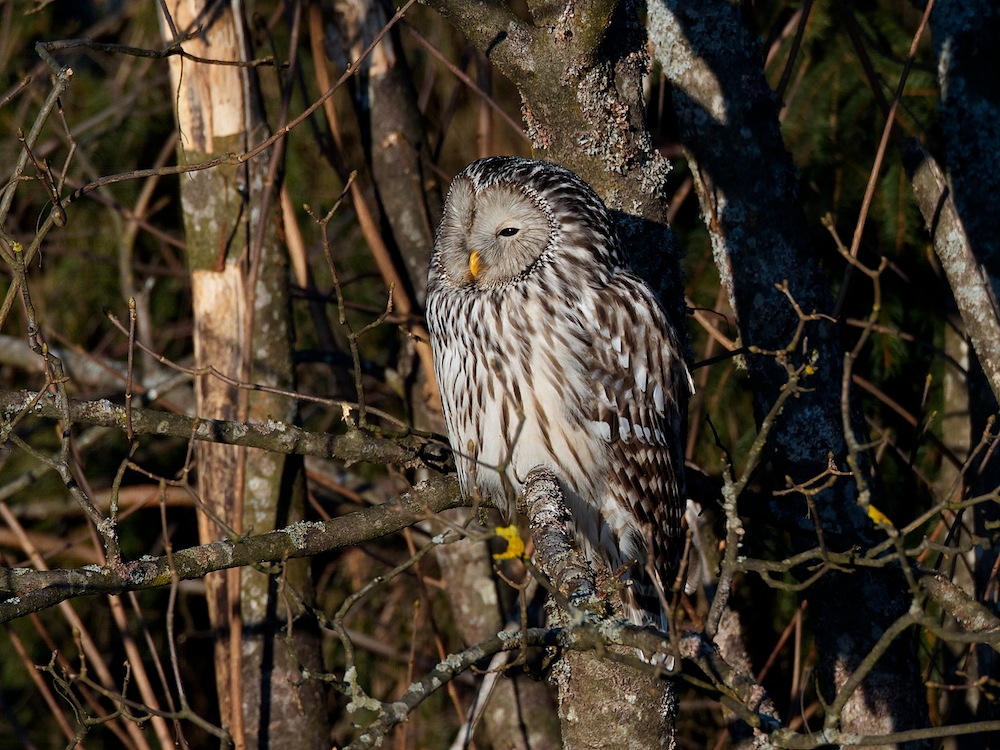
[[497, 226, 520, 237]]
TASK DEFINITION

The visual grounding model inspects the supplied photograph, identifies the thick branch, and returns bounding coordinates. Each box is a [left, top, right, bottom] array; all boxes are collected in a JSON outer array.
[[904, 141, 1000, 405], [920, 570, 1000, 649], [0, 474, 461, 623], [520, 465, 604, 616], [0, 389, 451, 471], [420, 0, 536, 85]]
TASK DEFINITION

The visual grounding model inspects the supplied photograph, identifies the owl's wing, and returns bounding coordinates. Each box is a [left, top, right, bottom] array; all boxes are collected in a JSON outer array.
[[583, 271, 691, 598]]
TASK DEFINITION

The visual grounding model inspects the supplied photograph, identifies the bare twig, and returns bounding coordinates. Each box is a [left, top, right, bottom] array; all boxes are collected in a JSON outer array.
[[846, 0, 935, 260]]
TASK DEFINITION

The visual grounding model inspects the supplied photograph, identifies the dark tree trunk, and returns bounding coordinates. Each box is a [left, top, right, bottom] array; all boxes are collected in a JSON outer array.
[[649, 0, 929, 743]]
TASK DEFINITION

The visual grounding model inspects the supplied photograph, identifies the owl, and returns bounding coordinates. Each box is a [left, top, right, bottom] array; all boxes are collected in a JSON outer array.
[[425, 156, 691, 627]]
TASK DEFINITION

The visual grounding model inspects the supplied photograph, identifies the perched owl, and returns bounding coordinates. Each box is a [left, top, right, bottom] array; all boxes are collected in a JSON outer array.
[[426, 156, 691, 627]]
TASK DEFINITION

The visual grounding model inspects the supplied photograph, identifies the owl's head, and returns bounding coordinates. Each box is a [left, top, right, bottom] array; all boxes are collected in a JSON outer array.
[[431, 156, 621, 290]]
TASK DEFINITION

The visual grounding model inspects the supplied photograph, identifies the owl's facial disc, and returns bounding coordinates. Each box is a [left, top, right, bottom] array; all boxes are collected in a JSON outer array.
[[464, 184, 551, 286]]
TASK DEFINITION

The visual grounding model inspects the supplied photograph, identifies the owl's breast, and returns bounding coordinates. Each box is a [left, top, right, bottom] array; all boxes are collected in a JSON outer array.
[[428, 287, 607, 519]]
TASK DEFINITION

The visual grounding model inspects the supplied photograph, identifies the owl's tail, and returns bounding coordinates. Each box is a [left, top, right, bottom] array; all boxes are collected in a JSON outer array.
[[619, 567, 680, 669], [620, 564, 671, 634]]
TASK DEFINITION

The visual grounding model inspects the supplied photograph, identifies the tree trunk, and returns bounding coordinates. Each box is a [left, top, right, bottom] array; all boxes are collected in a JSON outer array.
[[159, 2, 326, 747], [424, 1, 681, 741], [649, 0, 929, 744]]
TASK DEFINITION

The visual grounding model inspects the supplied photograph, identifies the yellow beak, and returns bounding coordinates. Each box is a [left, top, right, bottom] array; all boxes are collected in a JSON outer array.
[[469, 250, 482, 278]]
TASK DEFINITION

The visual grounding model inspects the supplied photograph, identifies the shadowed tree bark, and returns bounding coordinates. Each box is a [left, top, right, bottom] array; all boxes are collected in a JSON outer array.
[[648, 1, 930, 744]]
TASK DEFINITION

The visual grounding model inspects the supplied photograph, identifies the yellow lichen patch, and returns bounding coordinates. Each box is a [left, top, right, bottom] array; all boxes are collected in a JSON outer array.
[[493, 524, 524, 560]]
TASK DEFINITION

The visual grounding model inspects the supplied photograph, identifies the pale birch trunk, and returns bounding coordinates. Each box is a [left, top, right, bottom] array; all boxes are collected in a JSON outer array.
[[159, 2, 325, 747]]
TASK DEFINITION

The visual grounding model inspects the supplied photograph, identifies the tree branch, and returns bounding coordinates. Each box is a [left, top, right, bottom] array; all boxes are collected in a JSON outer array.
[[519, 465, 605, 617], [0, 389, 451, 471], [420, 0, 536, 85], [0, 473, 461, 623], [904, 140, 1000, 405]]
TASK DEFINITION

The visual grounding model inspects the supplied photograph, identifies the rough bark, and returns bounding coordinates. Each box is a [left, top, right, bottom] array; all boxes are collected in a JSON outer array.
[[522, 467, 676, 750], [159, 2, 326, 747], [648, 0, 929, 744], [550, 650, 675, 750]]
